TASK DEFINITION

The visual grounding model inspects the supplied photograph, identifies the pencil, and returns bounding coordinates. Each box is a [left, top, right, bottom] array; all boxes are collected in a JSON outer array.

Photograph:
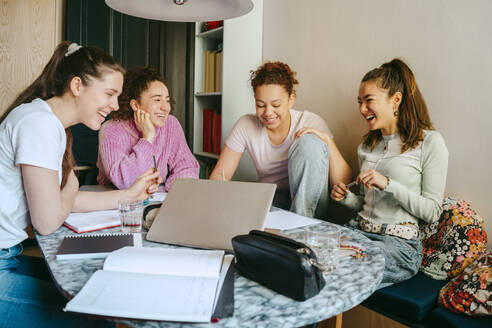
[[222, 168, 225, 181], [346, 181, 357, 188], [153, 155, 157, 173]]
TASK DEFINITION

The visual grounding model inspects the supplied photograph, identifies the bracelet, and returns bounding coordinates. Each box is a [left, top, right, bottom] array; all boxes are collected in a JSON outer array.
[[383, 176, 390, 191], [340, 244, 366, 259]]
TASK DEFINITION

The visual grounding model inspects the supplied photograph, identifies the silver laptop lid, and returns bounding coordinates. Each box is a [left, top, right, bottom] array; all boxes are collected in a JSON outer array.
[[146, 179, 276, 251]]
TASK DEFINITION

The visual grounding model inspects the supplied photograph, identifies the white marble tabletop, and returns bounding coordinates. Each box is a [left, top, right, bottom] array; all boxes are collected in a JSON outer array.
[[35, 222, 384, 328]]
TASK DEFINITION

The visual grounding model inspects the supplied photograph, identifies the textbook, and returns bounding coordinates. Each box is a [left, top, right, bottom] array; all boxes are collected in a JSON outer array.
[[64, 210, 121, 233], [55, 233, 141, 260], [64, 247, 229, 323]]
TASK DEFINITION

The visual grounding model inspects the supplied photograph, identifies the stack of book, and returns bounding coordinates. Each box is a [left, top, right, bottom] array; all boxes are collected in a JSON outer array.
[[202, 108, 221, 155], [204, 49, 223, 93], [197, 157, 216, 179]]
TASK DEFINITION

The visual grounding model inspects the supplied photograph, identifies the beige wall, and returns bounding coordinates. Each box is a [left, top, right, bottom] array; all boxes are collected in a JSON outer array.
[[263, 0, 491, 248], [0, 0, 64, 116]]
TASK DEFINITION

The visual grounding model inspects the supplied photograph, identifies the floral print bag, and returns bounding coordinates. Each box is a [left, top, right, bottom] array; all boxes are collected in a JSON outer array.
[[438, 251, 491, 316], [419, 197, 488, 280]]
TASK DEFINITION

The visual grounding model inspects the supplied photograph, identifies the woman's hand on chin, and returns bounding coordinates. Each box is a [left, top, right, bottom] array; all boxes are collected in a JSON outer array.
[[134, 109, 156, 143]]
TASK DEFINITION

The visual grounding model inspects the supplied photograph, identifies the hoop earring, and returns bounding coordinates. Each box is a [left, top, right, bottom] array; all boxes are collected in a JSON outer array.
[[393, 106, 399, 117]]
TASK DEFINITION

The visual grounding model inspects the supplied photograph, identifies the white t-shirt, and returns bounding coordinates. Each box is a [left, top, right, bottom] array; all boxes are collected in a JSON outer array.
[[225, 109, 332, 191], [0, 98, 66, 248]]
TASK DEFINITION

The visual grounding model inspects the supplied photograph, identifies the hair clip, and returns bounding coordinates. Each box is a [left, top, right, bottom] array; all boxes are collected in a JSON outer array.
[[65, 43, 82, 57]]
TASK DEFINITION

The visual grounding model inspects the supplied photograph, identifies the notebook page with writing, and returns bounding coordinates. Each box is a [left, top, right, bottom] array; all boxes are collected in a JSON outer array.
[[103, 247, 224, 277], [64, 270, 218, 322]]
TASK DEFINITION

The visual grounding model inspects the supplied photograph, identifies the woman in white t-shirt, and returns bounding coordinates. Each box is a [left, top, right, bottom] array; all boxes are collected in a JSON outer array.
[[210, 62, 352, 218], [0, 42, 161, 327]]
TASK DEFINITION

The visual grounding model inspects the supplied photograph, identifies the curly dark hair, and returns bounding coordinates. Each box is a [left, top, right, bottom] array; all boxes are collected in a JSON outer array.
[[110, 66, 170, 120], [250, 61, 299, 96]]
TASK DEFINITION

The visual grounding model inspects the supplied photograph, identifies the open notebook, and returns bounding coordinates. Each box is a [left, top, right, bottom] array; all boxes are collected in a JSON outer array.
[[63, 210, 120, 233], [64, 247, 232, 322]]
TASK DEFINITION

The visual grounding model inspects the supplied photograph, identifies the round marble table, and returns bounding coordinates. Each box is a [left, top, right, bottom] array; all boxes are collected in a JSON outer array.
[[36, 222, 385, 328]]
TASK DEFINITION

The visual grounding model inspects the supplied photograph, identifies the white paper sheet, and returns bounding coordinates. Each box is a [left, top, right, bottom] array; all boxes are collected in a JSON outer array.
[[264, 208, 321, 230], [149, 192, 167, 202], [65, 270, 218, 322], [103, 247, 224, 278]]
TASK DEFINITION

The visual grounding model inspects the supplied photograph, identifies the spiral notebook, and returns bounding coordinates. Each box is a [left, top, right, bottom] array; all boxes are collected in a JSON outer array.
[[55, 233, 142, 260]]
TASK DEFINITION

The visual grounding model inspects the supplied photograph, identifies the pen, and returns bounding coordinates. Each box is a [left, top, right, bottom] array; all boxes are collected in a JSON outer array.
[[222, 168, 225, 182], [145, 155, 158, 205], [346, 181, 357, 188]]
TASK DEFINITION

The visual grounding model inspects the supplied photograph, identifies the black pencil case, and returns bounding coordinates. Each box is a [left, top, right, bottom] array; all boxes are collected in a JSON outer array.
[[231, 230, 326, 301]]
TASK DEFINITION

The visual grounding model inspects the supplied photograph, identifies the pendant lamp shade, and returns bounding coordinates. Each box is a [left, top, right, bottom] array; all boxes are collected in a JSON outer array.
[[105, 0, 254, 22]]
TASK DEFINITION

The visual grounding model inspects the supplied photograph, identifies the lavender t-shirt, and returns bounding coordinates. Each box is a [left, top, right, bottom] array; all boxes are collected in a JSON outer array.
[[225, 109, 332, 191]]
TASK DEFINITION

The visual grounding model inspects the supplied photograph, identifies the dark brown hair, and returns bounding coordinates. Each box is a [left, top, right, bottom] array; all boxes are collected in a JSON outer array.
[[110, 66, 170, 121], [361, 58, 434, 152], [1, 41, 124, 187], [250, 61, 299, 96]]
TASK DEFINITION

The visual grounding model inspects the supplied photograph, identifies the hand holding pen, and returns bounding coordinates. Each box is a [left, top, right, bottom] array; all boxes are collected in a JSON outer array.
[[128, 168, 161, 200], [150, 155, 162, 192], [330, 180, 356, 202]]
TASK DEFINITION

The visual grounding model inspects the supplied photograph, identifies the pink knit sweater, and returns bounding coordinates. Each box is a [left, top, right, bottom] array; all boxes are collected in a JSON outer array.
[[97, 115, 199, 191]]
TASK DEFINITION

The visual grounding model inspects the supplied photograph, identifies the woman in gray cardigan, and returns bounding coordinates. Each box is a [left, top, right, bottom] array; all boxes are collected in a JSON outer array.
[[330, 58, 449, 288]]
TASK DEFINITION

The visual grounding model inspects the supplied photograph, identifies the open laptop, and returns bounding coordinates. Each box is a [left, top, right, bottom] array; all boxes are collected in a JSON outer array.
[[146, 178, 276, 251]]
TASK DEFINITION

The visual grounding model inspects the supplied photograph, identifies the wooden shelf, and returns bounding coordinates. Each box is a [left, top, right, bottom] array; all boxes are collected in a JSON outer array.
[[195, 91, 222, 97], [194, 151, 219, 160], [196, 26, 223, 39], [192, 2, 262, 181]]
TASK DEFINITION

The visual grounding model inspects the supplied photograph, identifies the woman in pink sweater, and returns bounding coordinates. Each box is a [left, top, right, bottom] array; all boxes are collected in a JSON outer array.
[[97, 67, 199, 191]]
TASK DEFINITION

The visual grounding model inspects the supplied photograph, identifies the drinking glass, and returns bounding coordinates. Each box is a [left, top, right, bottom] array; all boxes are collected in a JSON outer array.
[[304, 224, 341, 273], [118, 199, 144, 233]]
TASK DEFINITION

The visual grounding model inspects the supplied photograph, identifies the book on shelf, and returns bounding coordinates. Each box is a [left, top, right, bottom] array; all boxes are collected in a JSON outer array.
[[203, 109, 221, 155], [203, 48, 222, 93], [64, 247, 232, 322], [197, 158, 216, 179], [215, 51, 223, 92], [213, 111, 221, 154], [64, 210, 121, 233], [204, 50, 210, 92], [203, 21, 223, 32], [203, 108, 213, 153], [211, 110, 217, 154], [207, 51, 216, 93], [55, 233, 141, 260]]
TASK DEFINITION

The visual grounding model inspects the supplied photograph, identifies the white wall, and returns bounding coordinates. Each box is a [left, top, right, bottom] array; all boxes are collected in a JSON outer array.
[[263, 0, 491, 248], [223, 0, 262, 182]]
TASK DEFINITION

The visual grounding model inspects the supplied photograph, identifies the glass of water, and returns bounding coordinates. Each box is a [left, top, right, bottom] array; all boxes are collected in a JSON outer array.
[[304, 224, 341, 273], [118, 199, 144, 233]]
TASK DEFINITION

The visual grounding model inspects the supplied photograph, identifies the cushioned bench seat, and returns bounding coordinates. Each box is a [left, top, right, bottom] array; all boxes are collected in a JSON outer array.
[[362, 272, 446, 325], [428, 306, 492, 328]]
